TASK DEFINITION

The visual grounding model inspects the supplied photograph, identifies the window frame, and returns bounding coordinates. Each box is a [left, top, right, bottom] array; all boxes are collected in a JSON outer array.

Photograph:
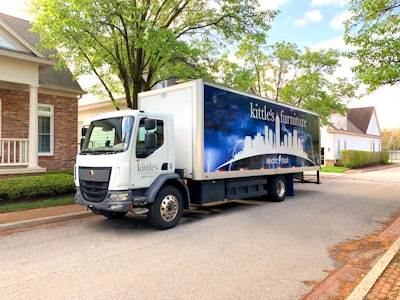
[[38, 104, 54, 156], [136, 118, 164, 158]]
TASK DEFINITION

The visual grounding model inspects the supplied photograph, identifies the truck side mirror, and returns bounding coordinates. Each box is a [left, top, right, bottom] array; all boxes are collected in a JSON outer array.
[[144, 118, 156, 130], [81, 125, 89, 137]]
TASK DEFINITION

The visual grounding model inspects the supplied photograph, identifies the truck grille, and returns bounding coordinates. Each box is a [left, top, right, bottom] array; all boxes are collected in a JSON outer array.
[[79, 167, 111, 203]]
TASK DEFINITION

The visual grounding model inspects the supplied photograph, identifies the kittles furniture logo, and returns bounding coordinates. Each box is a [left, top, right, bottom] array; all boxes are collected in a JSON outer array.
[[137, 162, 158, 174], [250, 102, 308, 128]]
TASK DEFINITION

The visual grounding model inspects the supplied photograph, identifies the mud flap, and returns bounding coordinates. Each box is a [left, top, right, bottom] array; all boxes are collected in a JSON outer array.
[[286, 174, 294, 196]]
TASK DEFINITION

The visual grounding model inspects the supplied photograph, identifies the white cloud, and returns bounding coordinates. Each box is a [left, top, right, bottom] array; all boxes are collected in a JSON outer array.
[[335, 57, 357, 79], [310, 35, 357, 51], [293, 10, 323, 27], [311, 0, 347, 7], [259, 0, 291, 10], [330, 10, 352, 30]]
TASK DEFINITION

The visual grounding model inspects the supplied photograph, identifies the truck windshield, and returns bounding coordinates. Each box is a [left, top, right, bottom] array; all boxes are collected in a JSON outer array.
[[80, 116, 134, 154]]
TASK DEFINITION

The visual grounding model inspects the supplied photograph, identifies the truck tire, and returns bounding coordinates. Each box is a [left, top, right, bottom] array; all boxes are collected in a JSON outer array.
[[99, 209, 128, 219], [148, 186, 183, 230], [267, 175, 287, 202]]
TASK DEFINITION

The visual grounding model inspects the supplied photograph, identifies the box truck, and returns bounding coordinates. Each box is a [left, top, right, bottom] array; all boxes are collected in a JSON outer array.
[[75, 79, 320, 229]]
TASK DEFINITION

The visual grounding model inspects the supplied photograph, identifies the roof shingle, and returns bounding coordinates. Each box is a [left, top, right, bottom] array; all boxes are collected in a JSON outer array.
[[0, 13, 84, 94]]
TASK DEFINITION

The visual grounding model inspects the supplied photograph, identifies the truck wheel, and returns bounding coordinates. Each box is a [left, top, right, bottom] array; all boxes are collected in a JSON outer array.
[[99, 209, 128, 219], [148, 186, 183, 230], [267, 175, 287, 202]]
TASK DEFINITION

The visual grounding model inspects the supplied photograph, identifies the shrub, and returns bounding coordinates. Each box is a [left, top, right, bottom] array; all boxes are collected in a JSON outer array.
[[339, 150, 389, 168], [0, 172, 75, 203], [380, 151, 390, 164]]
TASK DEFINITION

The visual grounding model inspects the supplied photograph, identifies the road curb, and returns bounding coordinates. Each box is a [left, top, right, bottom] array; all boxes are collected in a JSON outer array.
[[0, 211, 92, 232], [346, 236, 400, 299]]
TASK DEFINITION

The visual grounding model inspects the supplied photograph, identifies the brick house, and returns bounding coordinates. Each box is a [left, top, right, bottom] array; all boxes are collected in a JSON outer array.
[[0, 13, 84, 176]]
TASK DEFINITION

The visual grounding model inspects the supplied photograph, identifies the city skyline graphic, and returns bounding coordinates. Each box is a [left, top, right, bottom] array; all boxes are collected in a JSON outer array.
[[216, 115, 313, 171]]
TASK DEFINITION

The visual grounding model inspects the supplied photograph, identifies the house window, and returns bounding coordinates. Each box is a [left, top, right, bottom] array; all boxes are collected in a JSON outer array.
[[337, 140, 341, 154], [38, 104, 54, 155], [0, 33, 17, 50]]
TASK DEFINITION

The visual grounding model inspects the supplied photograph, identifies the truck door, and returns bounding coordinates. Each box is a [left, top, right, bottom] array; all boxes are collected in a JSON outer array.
[[132, 117, 169, 188]]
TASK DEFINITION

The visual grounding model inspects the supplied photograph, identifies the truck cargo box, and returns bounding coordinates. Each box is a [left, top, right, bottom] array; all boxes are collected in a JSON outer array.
[[138, 79, 320, 181]]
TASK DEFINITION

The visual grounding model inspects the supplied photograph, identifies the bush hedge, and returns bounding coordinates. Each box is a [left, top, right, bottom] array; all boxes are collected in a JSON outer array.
[[0, 171, 75, 203], [338, 150, 390, 168]]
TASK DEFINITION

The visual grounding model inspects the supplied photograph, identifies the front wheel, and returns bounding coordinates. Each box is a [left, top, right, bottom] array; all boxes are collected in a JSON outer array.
[[267, 175, 287, 202], [148, 186, 183, 230]]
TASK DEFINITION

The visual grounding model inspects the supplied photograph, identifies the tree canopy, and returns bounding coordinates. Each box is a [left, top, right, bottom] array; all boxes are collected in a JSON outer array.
[[214, 36, 359, 124], [344, 0, 400, 92], [28, 0, 276, 109], [382, 128, 400, 153]]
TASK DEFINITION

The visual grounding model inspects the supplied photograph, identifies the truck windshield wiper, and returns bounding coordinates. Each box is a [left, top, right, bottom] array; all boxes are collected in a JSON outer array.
[[80, 149, 123, 155]]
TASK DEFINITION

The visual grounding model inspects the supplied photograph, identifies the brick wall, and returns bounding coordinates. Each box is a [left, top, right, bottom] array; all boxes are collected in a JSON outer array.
[[0, 89, 29, 139], [0, 88, 78, 171]]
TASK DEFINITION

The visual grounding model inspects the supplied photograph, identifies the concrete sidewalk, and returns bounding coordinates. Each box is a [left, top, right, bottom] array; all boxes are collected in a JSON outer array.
[[0, 203, 399, 299], [0, 204, 92, 231]]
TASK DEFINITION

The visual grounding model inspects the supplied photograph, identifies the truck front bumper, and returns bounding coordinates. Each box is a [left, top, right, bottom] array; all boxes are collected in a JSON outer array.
[[75, 188, 132, 212]]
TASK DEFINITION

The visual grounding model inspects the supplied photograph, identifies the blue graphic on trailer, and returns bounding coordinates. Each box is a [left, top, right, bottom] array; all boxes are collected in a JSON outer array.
[[203, 85, 319, 172]]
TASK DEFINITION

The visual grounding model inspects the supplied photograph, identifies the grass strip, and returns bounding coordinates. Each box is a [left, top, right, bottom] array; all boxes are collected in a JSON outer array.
[[0, 198, 75, 212], [321, 166, 349, 173]]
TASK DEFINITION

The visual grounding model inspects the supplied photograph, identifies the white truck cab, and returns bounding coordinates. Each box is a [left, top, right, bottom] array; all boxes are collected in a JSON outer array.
[[75, 110, 189, 229]]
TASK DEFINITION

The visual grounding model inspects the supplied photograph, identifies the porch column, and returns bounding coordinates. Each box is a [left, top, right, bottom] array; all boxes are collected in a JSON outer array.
[[28, 84, 39, 168]]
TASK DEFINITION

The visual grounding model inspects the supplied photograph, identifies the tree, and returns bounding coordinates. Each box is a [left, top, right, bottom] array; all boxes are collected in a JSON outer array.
[[211, 53, 255, 93], [278, 47, 358, 124], [235, 34, 271, 96], [216, 36, 358, 124], [382, 128, 400, 156], [28, 0, 276, 109], [344, 0, 400, 92]]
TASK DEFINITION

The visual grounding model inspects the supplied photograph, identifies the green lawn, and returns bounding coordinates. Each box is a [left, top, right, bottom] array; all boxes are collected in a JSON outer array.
[[0, 198, 75, 212], [320, 166, 349, 173]]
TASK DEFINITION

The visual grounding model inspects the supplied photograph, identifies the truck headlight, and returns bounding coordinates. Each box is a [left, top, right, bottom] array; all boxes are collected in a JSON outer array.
[[107, 192, 131, 201]]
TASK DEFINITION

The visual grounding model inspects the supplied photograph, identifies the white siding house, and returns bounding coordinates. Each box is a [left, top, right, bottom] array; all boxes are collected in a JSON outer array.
[[321, 107, 382, 166]]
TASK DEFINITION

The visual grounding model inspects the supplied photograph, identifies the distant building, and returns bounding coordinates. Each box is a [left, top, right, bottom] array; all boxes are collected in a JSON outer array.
[[0, 13, 84, 176], [321, 107, 382, 166]]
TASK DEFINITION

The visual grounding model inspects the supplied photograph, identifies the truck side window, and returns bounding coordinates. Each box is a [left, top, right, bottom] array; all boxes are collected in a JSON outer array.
[[136, 119, 164, 158]]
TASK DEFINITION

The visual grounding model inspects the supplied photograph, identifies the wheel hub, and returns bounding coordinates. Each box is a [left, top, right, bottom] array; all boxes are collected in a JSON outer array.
[[160, 195, 179, 222], [276, 180, 286, 198]]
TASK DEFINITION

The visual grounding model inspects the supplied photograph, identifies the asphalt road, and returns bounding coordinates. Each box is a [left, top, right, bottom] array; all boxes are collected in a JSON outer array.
[[1, 166, 399, 300]]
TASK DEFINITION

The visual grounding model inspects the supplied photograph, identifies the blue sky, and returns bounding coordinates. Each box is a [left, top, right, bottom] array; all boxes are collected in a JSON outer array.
[[263, 0, 349, 49], [0, 0, 351, 50], [1, 0, 400, 129]]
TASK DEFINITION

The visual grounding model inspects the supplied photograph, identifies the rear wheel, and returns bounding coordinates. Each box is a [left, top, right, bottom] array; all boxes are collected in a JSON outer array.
[[148, 186, 183, 230], [267, 175, 287, 202]]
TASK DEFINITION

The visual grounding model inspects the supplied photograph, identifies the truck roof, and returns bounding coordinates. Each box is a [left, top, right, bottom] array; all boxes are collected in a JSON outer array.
[[90, 109, 173, 121], [139, 79, 320, 117]]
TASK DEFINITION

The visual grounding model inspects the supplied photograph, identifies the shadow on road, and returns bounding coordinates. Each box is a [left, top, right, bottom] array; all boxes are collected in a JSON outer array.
[[88, 199, 271, 232], [85, 187, 320, 232]]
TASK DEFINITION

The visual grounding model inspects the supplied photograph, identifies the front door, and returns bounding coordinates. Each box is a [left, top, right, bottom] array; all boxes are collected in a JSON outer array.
[[132, 117, 169, 188]]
